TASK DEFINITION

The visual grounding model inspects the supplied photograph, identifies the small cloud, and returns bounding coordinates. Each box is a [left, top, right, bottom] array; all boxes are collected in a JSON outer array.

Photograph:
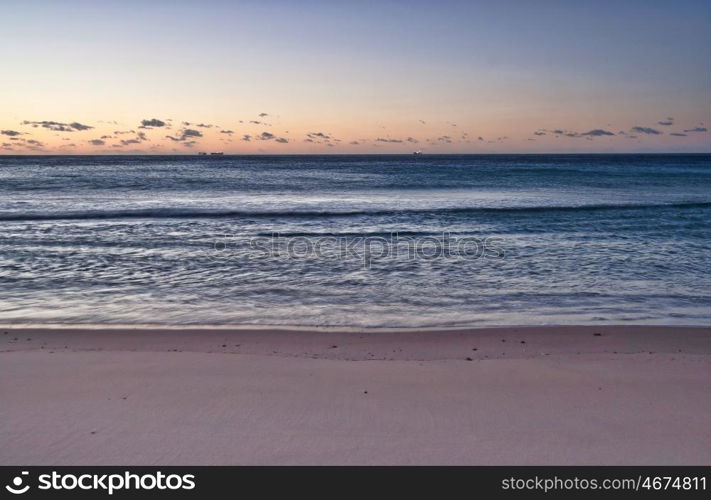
[[376, 137, 403, 143], [258, 112, 269, 117], [275, 137, 288, 143], [631, 126, 662, 135], [683, 127, 707, 133], [350, 141, 360, 145], [533, 131, 546, 136], [22, 120, 93, 132], [166, 129, 203, 141], [670, 133, 687, 137], [581, 129, 615, 136], [259, 132, 275, 140], [220, 130, 234, 135], [140, 118, 166, 128], [1, 130, 23, 136], [307, 132, 330, 140], [406, 137, 419, 143], [657, 118, 674, 126], [69, 122, 92, 131], [121, 139, 141, 145], [88, 139, 105, 146], [242, 134, 252, 142]]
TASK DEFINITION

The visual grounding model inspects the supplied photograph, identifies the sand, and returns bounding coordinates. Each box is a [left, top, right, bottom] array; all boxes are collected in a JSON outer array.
[[1, 325, 710, 465]]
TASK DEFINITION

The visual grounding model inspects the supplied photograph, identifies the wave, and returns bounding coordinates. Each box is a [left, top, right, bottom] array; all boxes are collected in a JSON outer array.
[[1, 201, 710, 222]]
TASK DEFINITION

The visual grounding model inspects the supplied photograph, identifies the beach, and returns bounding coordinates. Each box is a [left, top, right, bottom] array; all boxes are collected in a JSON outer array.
[[2, 325, 709, 465]]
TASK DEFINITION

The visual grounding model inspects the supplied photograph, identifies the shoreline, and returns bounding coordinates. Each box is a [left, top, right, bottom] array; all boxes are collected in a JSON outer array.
[[1, 322, 710, 332], [2, 325, 710, 465]]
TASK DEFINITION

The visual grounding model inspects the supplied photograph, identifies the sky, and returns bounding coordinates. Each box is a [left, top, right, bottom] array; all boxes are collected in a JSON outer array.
[[1, 0, 710, 154]]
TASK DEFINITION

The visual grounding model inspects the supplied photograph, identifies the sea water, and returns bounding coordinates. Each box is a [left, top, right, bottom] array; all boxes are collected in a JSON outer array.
[[1, 154, 709, 327]]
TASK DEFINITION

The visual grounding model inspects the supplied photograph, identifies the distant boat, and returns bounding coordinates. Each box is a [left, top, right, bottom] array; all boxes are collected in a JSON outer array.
[[210, 152, 224, 156], [198, 152, 207, 156], [413, 150, 423, 156]]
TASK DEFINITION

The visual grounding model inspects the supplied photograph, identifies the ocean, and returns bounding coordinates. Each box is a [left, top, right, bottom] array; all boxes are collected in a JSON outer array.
[[1, 154, 709, 327]]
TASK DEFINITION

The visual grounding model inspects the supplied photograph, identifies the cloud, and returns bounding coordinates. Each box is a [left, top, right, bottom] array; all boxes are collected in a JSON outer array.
[[376, 137, 404, 143], [1, 130, 22, 136], [258, 112, 269, 117], [670, 133, 687, 137], [406, 137, 419, 143], [307, 132, 330, 140], [220, 130, 234, 135], [88, 139, 105, 146], [533, 131, 546, 136], [26, 139, 44, 146], [242, 134, 252, 142], [140, 118, 166, 128], [349, 141, 360, 145], [683, 127, 707, 133], [436, 136, 452, 143], [275, 137, 288, 143], [121, 139, 141, 145], [166, 129, 203, 141], [580, 129, 615, 136], [259, 132, 275, 140], [658, 118, 674, 126], [631, 126, 662, 135], [69, 122, 92, 131], [22, 120, 93, 132], [249, 120, 262, 125]]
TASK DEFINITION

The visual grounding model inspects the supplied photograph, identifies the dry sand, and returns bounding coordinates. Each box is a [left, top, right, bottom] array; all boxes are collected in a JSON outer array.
[[1, 325, 710, 465]]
